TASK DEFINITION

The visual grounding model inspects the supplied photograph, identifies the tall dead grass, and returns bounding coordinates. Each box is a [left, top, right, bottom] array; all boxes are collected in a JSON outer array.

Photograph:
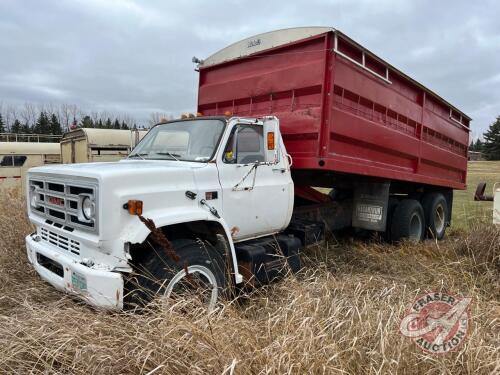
[[0, 194, 498, 374]]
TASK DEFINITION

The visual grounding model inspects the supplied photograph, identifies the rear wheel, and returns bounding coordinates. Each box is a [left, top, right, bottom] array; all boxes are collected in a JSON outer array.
[[390, 199, 425, 242], [422, 193, 448, 240], [127, 238, 228, 310]]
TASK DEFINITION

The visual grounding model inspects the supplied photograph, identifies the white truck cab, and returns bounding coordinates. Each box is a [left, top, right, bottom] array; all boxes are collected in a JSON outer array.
[[25, 116, 300, 309]]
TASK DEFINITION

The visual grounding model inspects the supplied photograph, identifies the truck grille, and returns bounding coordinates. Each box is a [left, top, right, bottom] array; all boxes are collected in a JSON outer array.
[[40, 227, 81, 255], [29, 176, 98, 233]]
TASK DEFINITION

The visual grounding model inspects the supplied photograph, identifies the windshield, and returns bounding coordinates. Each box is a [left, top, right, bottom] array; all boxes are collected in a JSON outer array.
[[129, 119, 225, 162]]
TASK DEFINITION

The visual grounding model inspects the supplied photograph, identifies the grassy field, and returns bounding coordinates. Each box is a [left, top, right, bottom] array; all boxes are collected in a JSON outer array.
[[453, 161, 500, 228], [0, 163, 498, 374]]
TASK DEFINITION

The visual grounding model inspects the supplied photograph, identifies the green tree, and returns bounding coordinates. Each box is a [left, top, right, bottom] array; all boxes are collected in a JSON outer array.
[[0, 113, 5, 133], [80, 115, 94, 128], [113, 119, 120, 129], [105, 118, 112, 129], [96, 119, 104, 128], [33, 112, 51, 134], [482, 116, 500, 160], [20, 122, 31, 134], [50, 114, 62, 135], [11, 119, 22, 134], [474, 139, 483, 152], [120, 121, 129, 130]]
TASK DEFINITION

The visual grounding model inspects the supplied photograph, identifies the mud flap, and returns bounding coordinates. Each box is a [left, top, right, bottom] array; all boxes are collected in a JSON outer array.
[[352, 182, 390, 231]]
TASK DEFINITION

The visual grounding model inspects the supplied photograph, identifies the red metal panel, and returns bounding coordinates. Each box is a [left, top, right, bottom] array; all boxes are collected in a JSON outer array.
[[198, 31, 469, 190]]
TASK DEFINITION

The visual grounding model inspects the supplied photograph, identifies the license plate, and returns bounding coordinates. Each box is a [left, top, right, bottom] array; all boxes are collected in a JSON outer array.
[[71, 271, 87, 291]]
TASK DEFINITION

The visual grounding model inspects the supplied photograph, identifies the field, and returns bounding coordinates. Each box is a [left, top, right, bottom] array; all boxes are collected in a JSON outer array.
[[453, 161, 500, 228], [0, 163, 498, 374]]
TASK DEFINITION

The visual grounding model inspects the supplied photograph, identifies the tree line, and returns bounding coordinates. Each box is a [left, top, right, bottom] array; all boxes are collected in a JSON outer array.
[[0, 103, 173, 137], [470, 116, 500, 160]]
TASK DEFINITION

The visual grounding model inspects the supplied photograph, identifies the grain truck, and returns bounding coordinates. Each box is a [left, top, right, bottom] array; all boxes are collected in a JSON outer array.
[[25, 27, 470, 310]]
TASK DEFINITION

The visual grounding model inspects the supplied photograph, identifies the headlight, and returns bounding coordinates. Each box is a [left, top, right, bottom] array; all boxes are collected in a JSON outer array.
[[81, 196, 95, 220], [29, 186, 39, 208]]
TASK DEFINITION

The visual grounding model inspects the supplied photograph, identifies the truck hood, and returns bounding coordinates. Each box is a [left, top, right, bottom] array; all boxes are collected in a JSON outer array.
[[28, 159, 206, 180], [27, 159, 206, 242]]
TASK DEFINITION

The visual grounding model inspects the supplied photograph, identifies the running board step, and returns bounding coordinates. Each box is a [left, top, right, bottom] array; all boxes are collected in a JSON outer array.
[[235, 235, 301, 286]]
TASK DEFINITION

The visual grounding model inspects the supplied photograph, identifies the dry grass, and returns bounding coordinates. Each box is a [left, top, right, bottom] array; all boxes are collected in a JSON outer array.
[[0, 191, 499, 374]]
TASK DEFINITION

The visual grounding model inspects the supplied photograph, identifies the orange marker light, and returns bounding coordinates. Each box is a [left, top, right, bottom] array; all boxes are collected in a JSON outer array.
[[224, 111, 232, 116], [126, 200, 143, 215], [267, 131, 275, 150]]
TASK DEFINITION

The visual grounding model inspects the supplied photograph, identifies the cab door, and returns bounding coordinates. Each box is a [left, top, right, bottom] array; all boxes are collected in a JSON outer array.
[[216, 117, 293, 241]]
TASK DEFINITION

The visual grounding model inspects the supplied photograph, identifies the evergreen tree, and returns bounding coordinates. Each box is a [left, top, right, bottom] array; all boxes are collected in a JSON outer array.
[[113, 119, 120, 129], [80, 115, 94, 128], [33, 112, 51, 134], [482, 116, 500, 160], [20, 123, 31, 134], [96, 119, 104, 128], [120, 121, 129, 130], [0, 113, 5, 133], [50, 114, 62, 135], [105, 118, 112, 129], [469, 139, 474, 151], [11, 119, 22, 134], [474, 139, 483, 152]]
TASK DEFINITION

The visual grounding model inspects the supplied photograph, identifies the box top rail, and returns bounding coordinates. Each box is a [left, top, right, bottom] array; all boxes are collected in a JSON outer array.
[[199, 27, 470, 124]]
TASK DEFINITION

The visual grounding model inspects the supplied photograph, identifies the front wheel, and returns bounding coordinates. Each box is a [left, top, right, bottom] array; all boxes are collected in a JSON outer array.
[[127, 238, 228, 311]]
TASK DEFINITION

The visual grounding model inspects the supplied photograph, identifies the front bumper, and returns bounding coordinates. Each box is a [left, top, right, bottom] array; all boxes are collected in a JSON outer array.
[[26, 233, 123, 309]]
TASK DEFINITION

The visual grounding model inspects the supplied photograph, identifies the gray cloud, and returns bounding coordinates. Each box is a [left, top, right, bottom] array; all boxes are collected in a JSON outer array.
[[0, 0, 498, 135]]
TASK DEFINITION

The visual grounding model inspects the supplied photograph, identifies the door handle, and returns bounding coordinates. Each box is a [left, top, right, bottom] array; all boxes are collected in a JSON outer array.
[[272, 167, 287, 173]]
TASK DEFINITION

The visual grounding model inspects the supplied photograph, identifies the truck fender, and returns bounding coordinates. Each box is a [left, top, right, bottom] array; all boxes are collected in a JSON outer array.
[[120, 207, 243, 284]]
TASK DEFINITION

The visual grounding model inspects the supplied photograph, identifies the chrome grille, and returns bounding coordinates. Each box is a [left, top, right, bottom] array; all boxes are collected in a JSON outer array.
[[40, 227, 81, 255], [29, 176, 98, 233]]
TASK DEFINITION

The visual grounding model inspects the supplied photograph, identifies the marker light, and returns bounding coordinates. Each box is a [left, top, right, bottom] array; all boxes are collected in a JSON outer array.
[[267, 131, 275, 150], [125, 200, 143, 216]]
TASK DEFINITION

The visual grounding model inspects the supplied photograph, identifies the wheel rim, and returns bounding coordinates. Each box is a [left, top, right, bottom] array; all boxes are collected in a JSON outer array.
[[409, 212, 422, 240], [163, 265, 218, 311], [434, 204, 445, 234]]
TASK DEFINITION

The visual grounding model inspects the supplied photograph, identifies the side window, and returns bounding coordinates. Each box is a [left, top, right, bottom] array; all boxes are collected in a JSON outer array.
[[223, 125, 264, 164], [13, 155, 27, 167], [0, 156, 13, 167]]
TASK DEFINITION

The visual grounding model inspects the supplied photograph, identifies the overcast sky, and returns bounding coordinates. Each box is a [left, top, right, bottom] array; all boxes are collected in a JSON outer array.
[[0, 0, 498, 136]]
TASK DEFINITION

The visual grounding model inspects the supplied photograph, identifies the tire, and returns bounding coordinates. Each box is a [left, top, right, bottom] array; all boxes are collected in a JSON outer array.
[[383, 197, 399, 241], [126, 238, 228, 310], [422, 193, 448, 240], [390, 199, 425, 242]]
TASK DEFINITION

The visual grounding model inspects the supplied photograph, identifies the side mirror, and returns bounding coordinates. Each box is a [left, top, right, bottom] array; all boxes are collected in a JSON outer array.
[[263, 117, 280, 163]]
